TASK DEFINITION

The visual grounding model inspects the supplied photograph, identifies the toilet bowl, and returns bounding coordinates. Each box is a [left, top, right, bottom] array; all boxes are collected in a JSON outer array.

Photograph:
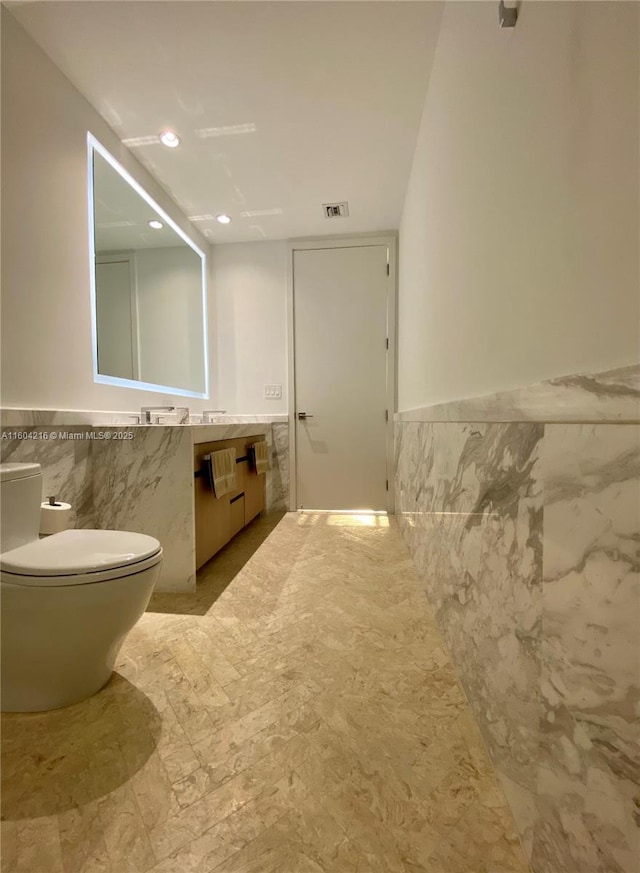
[[0, 462, 162, 712]]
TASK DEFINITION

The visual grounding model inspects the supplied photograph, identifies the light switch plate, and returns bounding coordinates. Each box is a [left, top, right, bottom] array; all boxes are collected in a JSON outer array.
[[264, 384, 282, 400]]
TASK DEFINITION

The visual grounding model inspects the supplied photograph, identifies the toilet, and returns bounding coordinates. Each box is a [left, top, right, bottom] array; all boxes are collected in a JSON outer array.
[[0, 462, 162, 712]]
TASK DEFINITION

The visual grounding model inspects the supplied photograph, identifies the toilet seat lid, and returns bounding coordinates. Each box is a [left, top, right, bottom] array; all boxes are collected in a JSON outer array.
[[0, 462, 41, 481], [0, 529, 162, 578]]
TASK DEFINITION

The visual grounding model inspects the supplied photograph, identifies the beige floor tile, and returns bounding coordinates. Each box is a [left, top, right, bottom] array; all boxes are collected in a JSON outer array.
[[2, 818, 64, 873], [58, 804, 111, 873], [170, 708, 306, 811], [0, 821, 18, 872], [120, 746, 174, 833], [96, 783, 156, 873], [165, 636, 231, 709]]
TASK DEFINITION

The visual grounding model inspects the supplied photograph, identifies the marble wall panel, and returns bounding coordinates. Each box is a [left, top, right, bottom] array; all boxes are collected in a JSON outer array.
[[267, 422, 289, 512], [535, 424, 640, 873], [90, 427, 195, 594], [395, 421, 543, 858], [0, 427, 95, 528], [395, 419, 640, 872]]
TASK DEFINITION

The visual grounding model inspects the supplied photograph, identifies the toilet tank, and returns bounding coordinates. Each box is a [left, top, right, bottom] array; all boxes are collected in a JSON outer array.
[[0, 463, 43, 553]]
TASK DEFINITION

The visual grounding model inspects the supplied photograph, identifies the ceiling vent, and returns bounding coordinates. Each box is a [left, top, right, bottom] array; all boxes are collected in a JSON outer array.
[[323, 201, 349, 219]]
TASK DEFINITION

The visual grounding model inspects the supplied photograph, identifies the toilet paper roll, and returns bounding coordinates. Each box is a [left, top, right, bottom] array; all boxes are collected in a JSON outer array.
[[40, 501, 72, 536]]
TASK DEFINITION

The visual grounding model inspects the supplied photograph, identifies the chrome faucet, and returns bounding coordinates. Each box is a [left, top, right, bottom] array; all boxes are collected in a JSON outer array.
[[202, 409, 227, 423], [140, 406, 175, 424]]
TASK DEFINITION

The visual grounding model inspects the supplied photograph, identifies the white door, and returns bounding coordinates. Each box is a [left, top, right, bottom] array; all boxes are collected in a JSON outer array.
[[293, 244, 389, 510], [95, 256, 138, 380]]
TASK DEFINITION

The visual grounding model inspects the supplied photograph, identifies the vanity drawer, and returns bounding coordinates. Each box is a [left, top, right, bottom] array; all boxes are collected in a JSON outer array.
[[195, 481, 230, 569], [229, 493, 245, 539], [244, 468, 265, 523]]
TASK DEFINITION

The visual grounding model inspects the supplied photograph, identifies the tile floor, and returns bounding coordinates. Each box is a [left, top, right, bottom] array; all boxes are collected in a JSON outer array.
[[1, 512, 530, 873]]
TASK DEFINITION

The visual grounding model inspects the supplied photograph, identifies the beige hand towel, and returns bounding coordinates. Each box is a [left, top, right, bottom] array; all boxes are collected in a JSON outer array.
[[251, 440, 270, 475], [211, 447, 237, 497]]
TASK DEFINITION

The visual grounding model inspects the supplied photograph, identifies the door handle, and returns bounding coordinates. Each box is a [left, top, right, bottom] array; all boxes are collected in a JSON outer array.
[[297, 412, 314, 420]]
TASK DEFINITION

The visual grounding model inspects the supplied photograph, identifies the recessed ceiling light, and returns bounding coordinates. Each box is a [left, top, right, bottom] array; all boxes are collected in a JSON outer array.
[[159, 130, 181, 148], [216, 214, 232, 225], [148, 219, 164, 229]]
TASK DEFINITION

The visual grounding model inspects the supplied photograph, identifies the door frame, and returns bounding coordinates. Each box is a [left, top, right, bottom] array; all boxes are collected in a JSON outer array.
[[286, 233, 397, 513]]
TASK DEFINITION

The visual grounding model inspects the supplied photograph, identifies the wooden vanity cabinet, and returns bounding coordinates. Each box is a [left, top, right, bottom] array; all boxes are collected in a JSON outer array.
[[194, 435, 266, 570]]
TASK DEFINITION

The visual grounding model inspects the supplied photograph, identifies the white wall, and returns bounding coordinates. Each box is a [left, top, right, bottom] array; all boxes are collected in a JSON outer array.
[[212, 241, 288, 414], [398, 1, 639, 411], [135, 247, 206, 394], [1, 10, 213, 412]]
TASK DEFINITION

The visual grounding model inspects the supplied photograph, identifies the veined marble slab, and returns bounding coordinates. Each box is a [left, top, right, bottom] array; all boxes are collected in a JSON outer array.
[[536, 424, 640, 873], [0, 426, 94, 529], [395, 420, 543, 860], [91, 427, 195, 594], [191, 424, 270, 442], [395, 418, 640, 873], [268, 422, 290, 512], [396, 364, 640, 423]]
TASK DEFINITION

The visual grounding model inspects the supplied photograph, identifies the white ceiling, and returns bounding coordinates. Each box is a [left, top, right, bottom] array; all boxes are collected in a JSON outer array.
[[6, 1, 443, 244]]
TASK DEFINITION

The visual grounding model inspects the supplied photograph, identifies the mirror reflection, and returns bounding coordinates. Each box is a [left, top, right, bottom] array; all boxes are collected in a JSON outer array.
[[89, 136, 208, 397]]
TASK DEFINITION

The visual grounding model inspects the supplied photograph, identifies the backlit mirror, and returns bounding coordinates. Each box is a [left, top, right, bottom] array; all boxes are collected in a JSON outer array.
[[88, 134, 208, 398]]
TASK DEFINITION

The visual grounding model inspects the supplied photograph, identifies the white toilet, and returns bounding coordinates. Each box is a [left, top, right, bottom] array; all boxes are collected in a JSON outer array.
[[0, 462, 163, 712]]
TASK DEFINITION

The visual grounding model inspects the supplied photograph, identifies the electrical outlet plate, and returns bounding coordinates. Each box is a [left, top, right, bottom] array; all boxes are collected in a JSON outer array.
[[264, 384, 282, 400]]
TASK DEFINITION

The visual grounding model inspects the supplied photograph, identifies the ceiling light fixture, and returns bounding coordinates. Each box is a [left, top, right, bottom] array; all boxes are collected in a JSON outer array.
[[148, 219, 164, 229], [216, 214, 232, 225], [121, 135, 160, 148], [240, 208, 283, 218], [159, 130, 181, 148], [196, 123, 257, 139]]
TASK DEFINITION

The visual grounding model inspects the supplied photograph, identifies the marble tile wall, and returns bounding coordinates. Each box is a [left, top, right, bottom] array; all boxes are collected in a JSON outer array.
[[395, 415, 640, 873], [0, 426, 95, 529], [268, 422, 290, 512], [91, 427, 195, 593], [536, 424, 640, 873]]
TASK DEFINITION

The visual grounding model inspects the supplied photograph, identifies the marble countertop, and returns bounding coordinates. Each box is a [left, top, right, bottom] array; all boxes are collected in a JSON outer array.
[[0, 410, 288, 428]]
